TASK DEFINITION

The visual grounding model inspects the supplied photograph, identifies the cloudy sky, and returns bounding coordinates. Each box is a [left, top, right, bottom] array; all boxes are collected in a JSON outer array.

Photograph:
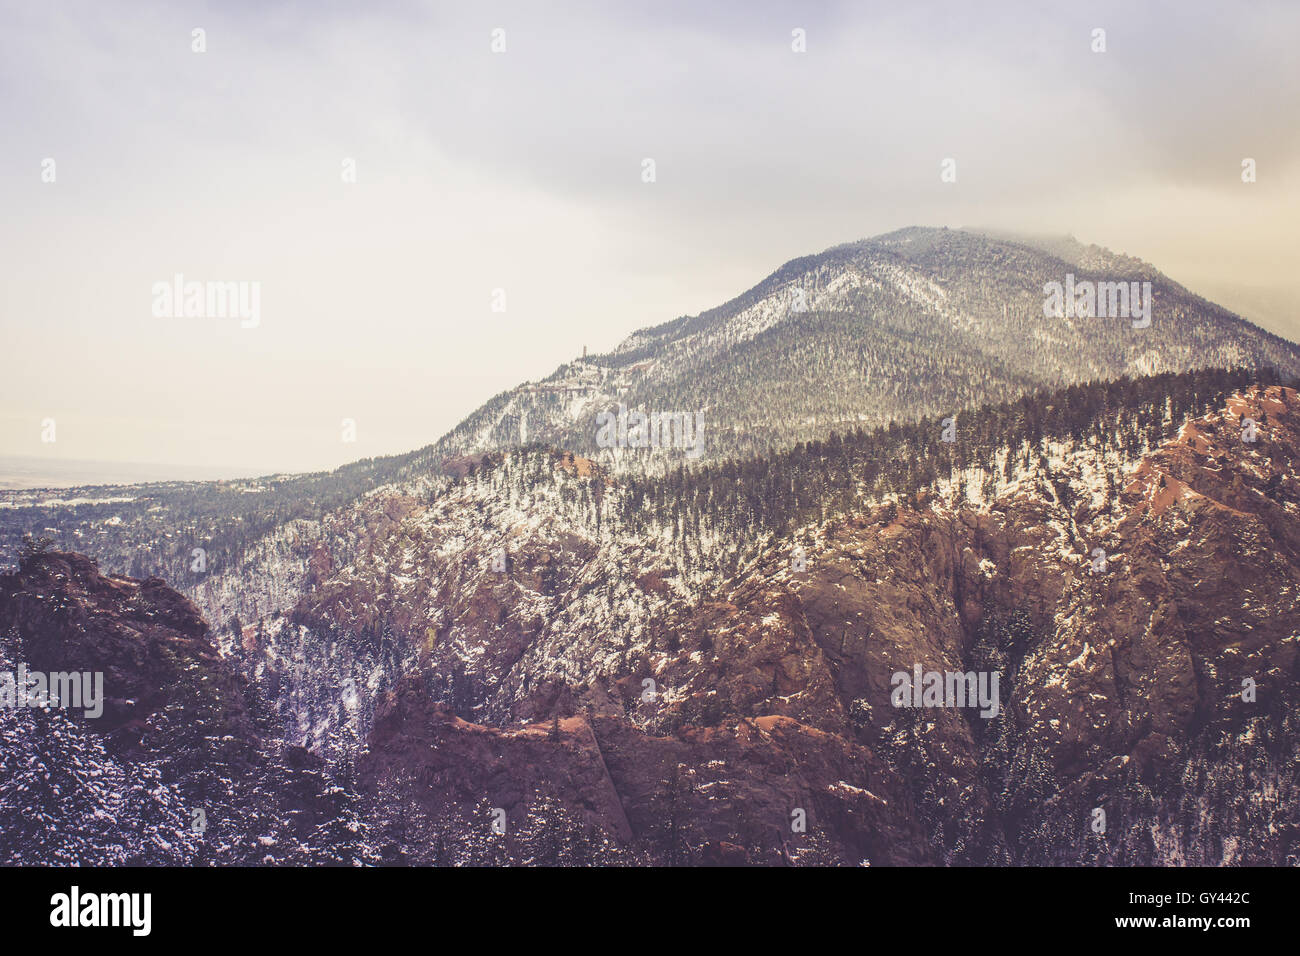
[[2, 0, 1297, 478]]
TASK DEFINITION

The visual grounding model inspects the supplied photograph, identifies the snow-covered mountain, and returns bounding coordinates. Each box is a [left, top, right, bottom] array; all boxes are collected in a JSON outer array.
[[6, 371, 1300, 864], [404, 227, 1300, 469], [5, 227, 1300, 866]]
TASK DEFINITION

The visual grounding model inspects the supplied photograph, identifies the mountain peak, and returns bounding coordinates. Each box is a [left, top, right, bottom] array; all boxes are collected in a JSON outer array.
[[412, 230, 1300, 472]]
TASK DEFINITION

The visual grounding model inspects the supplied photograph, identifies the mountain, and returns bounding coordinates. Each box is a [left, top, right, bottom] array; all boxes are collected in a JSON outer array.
[[408, 227, 1300, 468], [291, 375, 1300, 865], [5, 227, 1300, 866], [0, 550, 362, 864], [6, 374, 1298, 864], [6, 227, 1293, 590]]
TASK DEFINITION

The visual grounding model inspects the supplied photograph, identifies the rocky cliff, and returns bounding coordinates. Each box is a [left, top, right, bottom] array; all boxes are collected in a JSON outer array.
[[5, 384, 1298, 865]]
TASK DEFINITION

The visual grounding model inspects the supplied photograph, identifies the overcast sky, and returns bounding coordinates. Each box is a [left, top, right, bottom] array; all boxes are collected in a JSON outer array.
[[3, 0, 1297, 477]]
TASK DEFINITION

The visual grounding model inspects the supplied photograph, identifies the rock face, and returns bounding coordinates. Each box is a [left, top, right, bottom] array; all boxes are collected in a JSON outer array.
[[0, 551, 357, 865], [0, 551, 254, 749], [351, 386, 1300, 865], [5, 385, 1299, 866], [360, 676, 929, 865]]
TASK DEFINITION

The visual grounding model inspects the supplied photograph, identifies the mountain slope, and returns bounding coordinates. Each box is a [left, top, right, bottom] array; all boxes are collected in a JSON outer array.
[[405, 227, 1300, 469], [0, 551, 364, 864], [262, 377, 1300, 864], [6, 375, 1300, 864], [7, 225, 1300, 866]]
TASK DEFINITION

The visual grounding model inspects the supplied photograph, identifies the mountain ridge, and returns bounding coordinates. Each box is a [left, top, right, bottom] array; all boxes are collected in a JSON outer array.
[[7, 375, 1299, 864], [399, 226, 1300, 475]]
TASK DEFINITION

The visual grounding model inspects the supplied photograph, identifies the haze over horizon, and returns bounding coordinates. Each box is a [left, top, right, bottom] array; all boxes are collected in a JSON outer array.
[[4, 0, 1298, 479]]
